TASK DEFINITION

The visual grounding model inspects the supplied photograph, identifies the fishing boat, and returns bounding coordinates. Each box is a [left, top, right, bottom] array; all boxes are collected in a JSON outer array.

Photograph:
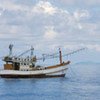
[[0, 44, 85, 78]]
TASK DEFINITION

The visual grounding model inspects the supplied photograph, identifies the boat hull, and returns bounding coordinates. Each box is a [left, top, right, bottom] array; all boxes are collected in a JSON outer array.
[[0, 68, 67, 78], [0, 74, 65, 78], [0, 61, 70, 78]]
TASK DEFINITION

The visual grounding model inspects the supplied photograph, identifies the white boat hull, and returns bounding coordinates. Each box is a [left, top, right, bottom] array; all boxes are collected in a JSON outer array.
[[0, 63, 69, 78]]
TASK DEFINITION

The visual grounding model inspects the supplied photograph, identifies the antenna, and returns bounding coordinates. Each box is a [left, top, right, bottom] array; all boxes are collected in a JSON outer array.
[[42, 54, 45, 62], [31, 46, 34, 57], [59, 48, 62, 64], [9, 44, 13, 57]]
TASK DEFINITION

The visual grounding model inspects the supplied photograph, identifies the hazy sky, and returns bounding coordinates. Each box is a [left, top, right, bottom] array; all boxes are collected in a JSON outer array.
[[0, 0, 100, 64]]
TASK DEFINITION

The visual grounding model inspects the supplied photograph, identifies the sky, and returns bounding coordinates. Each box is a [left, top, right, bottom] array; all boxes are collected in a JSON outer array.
[[0, 0, 100, 65]]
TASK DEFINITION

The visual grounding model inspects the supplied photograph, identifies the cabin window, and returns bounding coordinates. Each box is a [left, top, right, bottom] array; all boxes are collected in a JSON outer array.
[[28, 59, 29, 61], [15, 58, 17, 60]]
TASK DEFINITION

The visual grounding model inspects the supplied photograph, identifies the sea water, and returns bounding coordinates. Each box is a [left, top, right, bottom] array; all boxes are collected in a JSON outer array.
[[0, 63, 100, 100]]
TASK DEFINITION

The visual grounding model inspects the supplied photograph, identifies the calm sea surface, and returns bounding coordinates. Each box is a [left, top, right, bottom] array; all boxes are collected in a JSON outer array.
[[0, 63, 100, 100]]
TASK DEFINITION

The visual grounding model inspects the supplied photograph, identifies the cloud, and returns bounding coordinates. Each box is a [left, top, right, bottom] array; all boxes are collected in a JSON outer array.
[[86, 44, 100, 52], [74, 10, 89, 21], [61, 0, 100, 6], [44, 26, 57, 39], [84, 0, 100, 5], [0, 0, 29, 12], [61, 43, 100, 52], [32, 1, 56, 15], [0, 8, 5, 16], [0, 0, 99, 53]]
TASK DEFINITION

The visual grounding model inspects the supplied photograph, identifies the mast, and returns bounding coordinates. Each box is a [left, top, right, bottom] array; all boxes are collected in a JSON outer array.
[[59, 48, 62, 64], [31, 46, 34, 58], [9, 44, 13, 57], [30, 46, 36, 65]]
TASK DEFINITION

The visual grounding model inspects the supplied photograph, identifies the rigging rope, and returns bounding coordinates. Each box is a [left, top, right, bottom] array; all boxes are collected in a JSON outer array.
[[37, 48, 86, 61]]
